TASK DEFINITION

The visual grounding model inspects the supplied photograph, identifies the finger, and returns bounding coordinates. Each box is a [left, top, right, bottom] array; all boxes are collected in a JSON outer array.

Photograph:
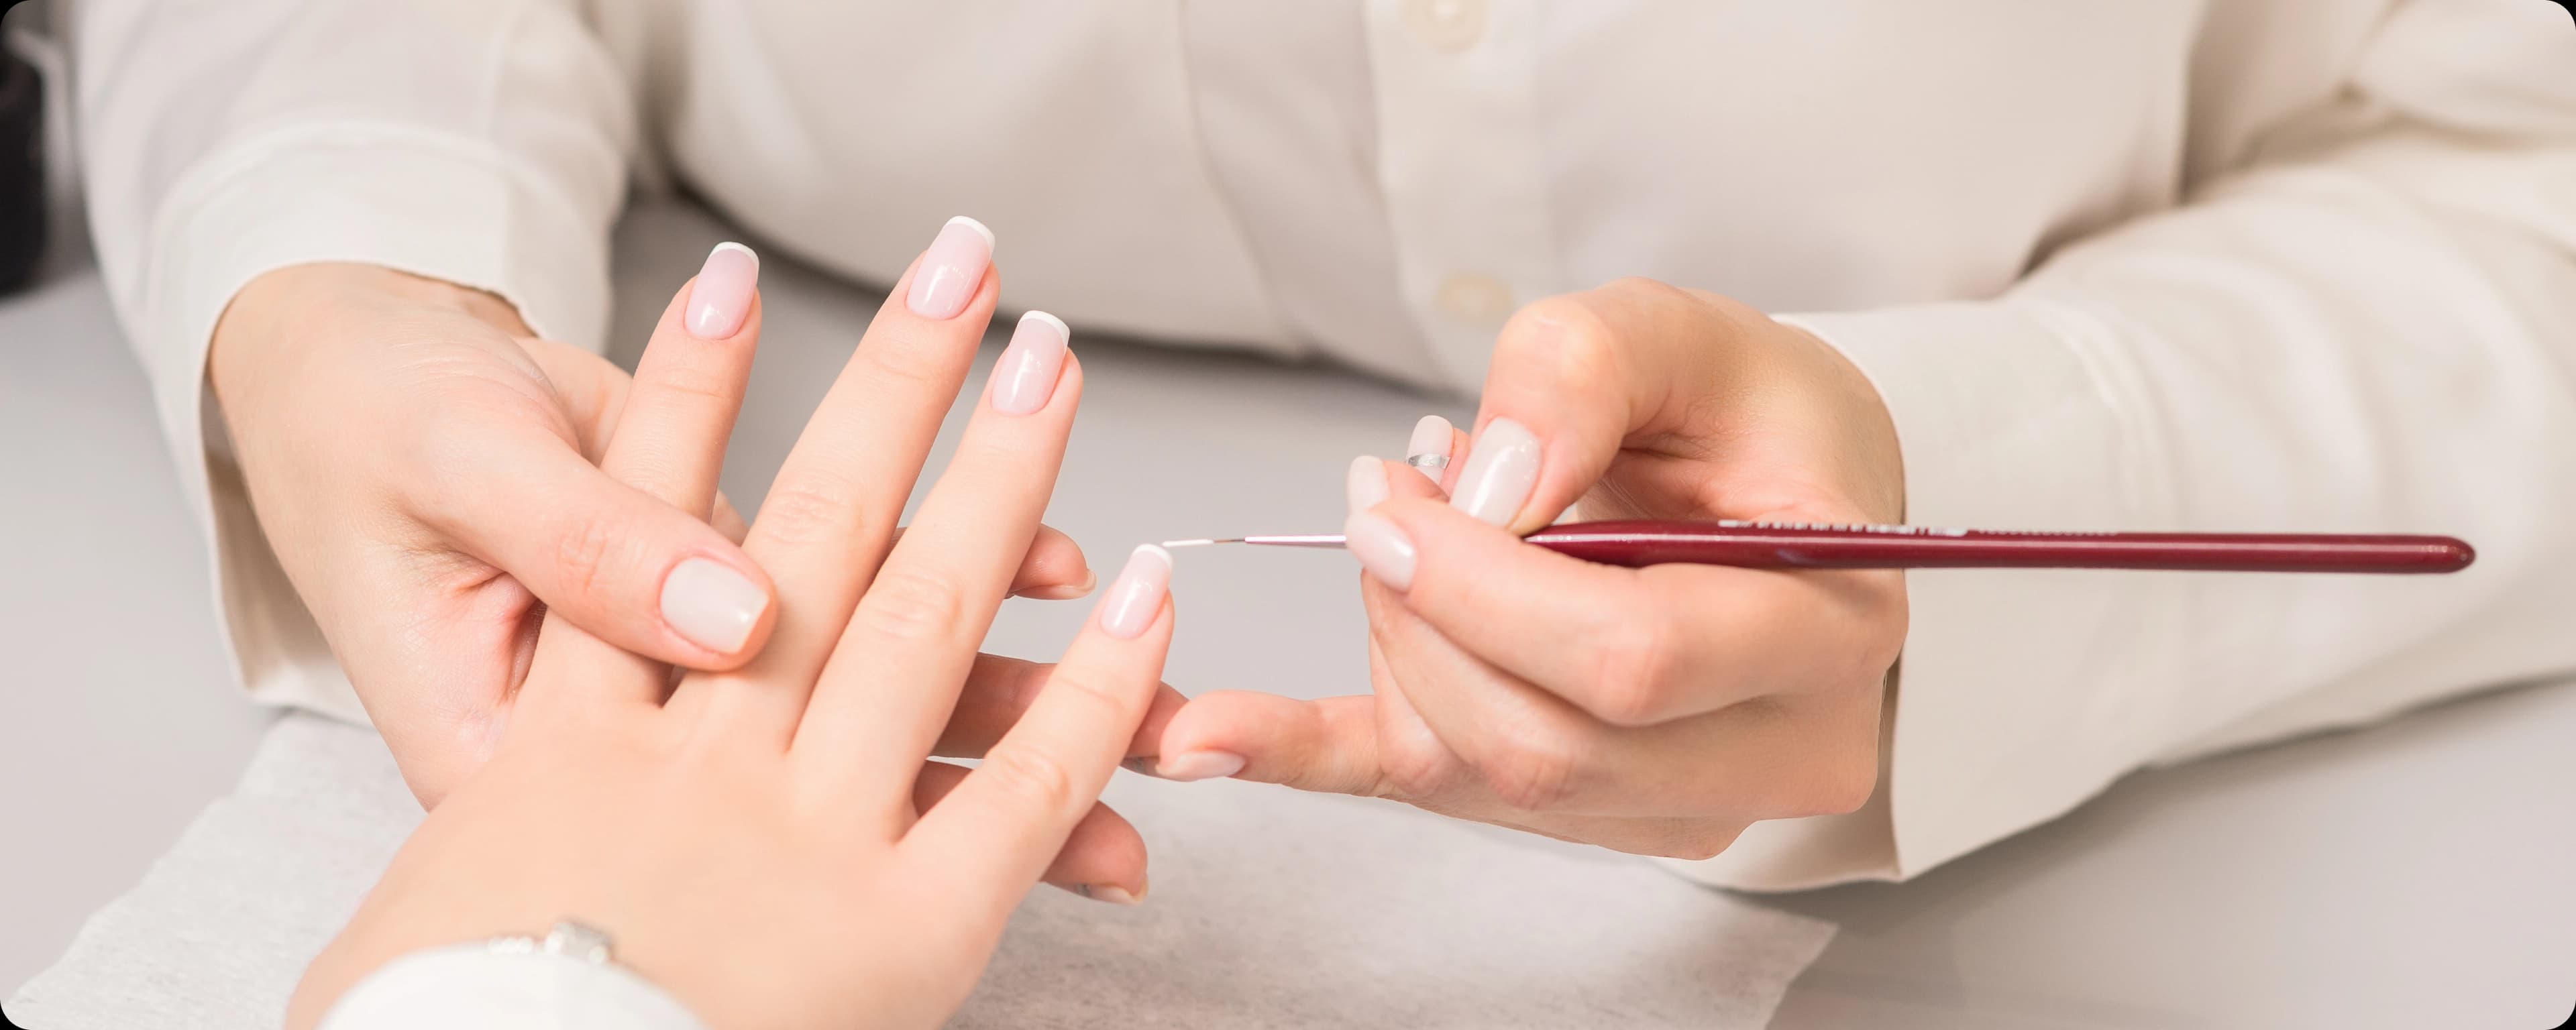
[[870, 523, 1093, 599], [521, 244, 775, 711], [931, 652, 1185, 760], [910, 761, 1146, 900], [1152, 691, 1383, 793], [712, 493, 749, 545], [792, 312, 1081, 801], [1008, 523, 1095, 600], [669, 217, 998, 740], [602, 243, 764, 522], [1400, 414, 1460, 492], [428, 424, 777, 685], [1459, 280, 1745, 532], [902, 545, 1173, 915], [1351, 494, 1893, 725], [1364, 567, 1881, 818]]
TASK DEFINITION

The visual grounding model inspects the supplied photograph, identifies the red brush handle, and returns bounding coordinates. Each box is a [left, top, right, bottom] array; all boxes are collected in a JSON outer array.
[[1523, 520, 2475, 573]]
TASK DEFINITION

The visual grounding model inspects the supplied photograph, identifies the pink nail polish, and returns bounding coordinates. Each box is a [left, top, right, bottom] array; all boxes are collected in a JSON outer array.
[[906, 216, 995, 319], [991, 311, 1070, 414], [1342, 511, 1417, 591], [1155, 750, 1246, 782], [1346, 455, 1389, 516], [1450, 417, 1540, 527], [684, 242, 759, 339], [1097, 545, 1175, 639], [661, 557, 768, 653]]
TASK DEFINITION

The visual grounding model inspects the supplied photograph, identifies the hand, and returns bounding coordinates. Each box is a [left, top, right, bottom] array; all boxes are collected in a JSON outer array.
[[290, 239, 1178, 1029], [1156, 278, 1906, 858], [210, 240, 1095, 804]]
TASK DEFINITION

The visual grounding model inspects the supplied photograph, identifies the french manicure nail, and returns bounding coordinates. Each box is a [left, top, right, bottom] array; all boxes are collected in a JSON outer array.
[[1098, 545, 1174, 639], [1083, 884, 1144, 905], [661, 557, 767, 654], [1342, 510, 1417, 591], [1155, 750, 1246, 782], [906, 215, 995, 319], [1450, 417, 1540, 526], [991, 311, 1070, 414], [1405, 415, 1454, 482], [1346, 455, 1389, 516], [684, 242, 759, 339]]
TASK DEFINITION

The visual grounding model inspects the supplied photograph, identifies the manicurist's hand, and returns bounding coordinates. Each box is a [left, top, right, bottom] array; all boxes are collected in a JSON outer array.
[[1158, 278, 1907, 858], [209, 219, 1097, 805], [289, 237, 1179, 1029]]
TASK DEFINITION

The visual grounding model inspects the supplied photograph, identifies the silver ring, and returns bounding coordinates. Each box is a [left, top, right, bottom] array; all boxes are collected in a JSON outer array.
[[1405, 453, 1450, 471]]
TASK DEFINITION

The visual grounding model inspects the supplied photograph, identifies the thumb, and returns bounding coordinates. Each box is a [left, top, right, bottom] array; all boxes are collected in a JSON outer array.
[[1461, 280, 1743, 532], [429, 426, 777, 669]]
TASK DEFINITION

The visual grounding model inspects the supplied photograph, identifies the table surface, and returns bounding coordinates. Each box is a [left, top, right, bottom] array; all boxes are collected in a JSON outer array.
[[6, 190, 2573, 1029]]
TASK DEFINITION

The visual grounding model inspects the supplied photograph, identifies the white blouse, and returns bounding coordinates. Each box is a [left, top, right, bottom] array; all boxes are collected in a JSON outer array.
[[62, 0, 2576, 917]]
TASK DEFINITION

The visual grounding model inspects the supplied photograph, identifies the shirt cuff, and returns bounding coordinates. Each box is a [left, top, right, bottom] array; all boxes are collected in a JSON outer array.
[[129, 121, 614, 722], [1660, 298, 2192, 890], [317, 945, 707, 1030]]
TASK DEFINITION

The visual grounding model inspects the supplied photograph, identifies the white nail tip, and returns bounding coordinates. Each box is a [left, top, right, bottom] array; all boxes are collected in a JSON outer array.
[[945, 215, 996, 249], [1020, 310, 1071, 342], [709, 241, 758, 269]]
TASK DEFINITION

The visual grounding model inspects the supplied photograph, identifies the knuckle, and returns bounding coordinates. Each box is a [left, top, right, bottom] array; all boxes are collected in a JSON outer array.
[[1498, 295, 1617, 374], [1584, 612, 1679, 726], [1038, 667, 1135, 724], [1479, 722, 1582, 812], [857, 333, 958, 394], [975, 746, 1080, 817], [1377, 737, 1456, 801], [1790, 746, 1880, 818], [749, 479, 869, 549], [635, 361, 738, 409], [547, 509, 623, 597], [853, 566, 968, 643]]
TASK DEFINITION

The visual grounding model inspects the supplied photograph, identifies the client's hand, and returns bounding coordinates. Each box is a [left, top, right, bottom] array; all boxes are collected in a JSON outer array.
[[1157, 278, 1906, 859], [289, 243, 1176, 1029], [209, 219, 1095, 804]]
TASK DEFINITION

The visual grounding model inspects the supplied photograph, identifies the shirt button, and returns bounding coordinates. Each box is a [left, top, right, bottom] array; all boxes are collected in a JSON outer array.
[[1434, 272, 1516, 327], [1404, 0, 1488, 54]]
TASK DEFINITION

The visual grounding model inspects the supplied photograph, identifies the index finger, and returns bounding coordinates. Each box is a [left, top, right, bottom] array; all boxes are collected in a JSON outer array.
[[900, 545, 1176, 916]]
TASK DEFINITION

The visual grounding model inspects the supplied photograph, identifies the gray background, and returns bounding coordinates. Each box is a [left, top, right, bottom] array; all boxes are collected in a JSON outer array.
[[6, 8, 2575, 1023]]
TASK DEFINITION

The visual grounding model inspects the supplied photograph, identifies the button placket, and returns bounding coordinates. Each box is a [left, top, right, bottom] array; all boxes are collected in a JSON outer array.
[[1364, 0, 1558, 389]]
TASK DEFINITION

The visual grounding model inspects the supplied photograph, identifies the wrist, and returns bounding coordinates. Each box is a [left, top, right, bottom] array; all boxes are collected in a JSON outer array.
[[209, 264, 532, 444]]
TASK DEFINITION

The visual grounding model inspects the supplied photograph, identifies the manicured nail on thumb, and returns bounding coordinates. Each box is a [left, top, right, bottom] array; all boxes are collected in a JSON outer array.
[[661, 557, 767, 654]]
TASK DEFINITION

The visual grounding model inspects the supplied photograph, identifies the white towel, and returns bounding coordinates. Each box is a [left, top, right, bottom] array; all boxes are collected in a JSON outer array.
[[8, 713, 1834, 1029]]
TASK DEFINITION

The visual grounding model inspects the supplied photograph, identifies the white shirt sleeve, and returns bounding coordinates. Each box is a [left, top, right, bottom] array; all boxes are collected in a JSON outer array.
[[318, 946, 708, 1030], [66, 0, 635, 722], [1684, 0, 2576, 889]]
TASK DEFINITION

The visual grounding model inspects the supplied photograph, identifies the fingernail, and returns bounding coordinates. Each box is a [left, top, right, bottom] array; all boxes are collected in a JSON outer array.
[[661, 557, 768, 654], [1081, 884, 1144, 906], [1450, 417, 1540, 526], [1018, 567, 1096, 602], [990, 311, 1070, 414], [1097, 545, 1174, 640], [906, 215, 995, 319], [1405, 415, 1454, 482], [1154, 750, 1246, 782], [1342, 510, 1417, 591], [1346, 455, 1389, 516], [684, 242, 759, 339]]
